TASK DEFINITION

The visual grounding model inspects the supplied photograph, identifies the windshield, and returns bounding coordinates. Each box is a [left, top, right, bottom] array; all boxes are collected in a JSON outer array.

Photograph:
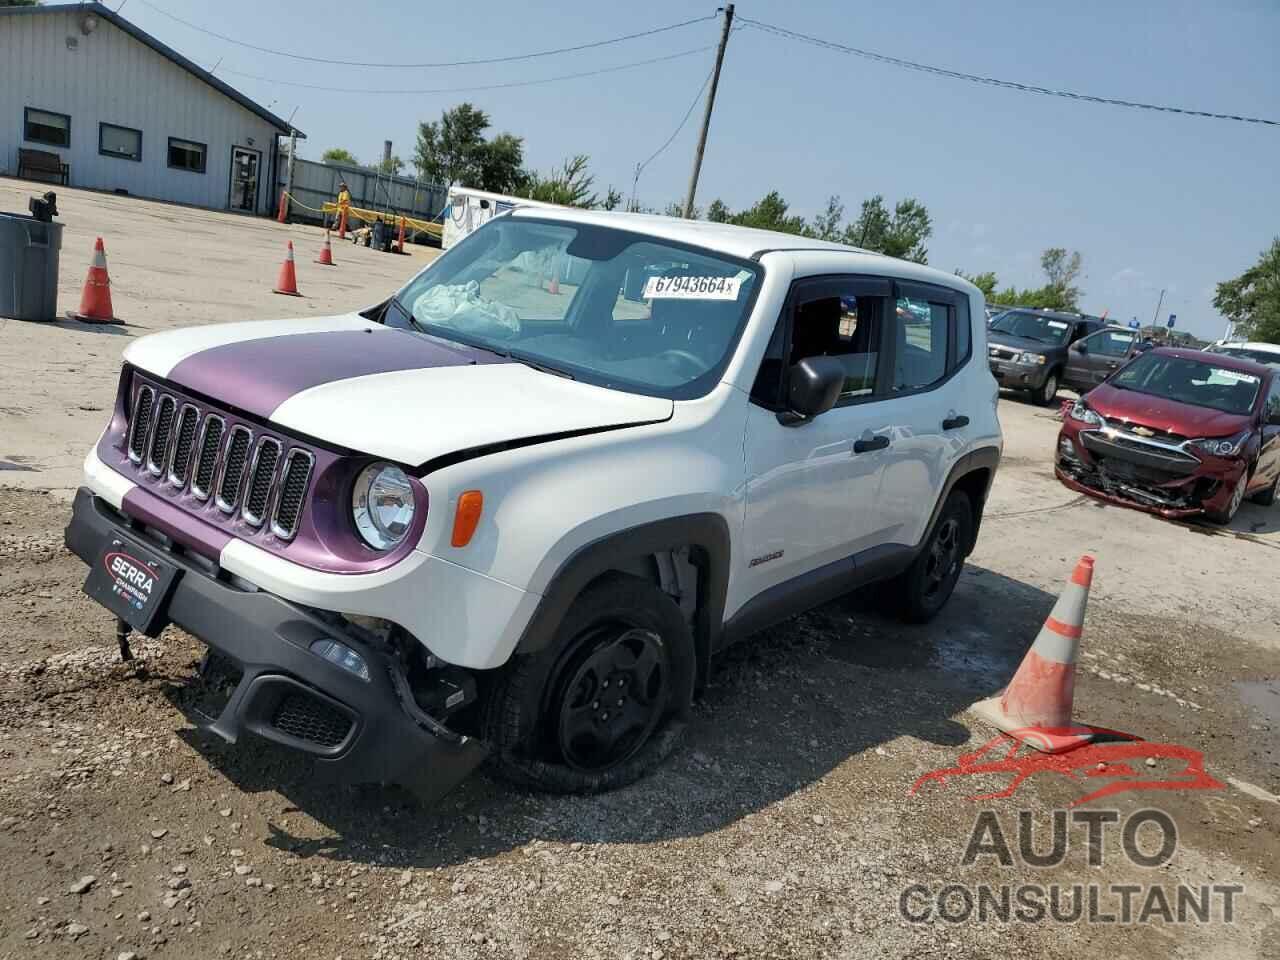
[[1109, 354, 1262, 415], [1206, 345, 1280, 367], [388, 218, 762, 399], [988, 311, 1074, 345]]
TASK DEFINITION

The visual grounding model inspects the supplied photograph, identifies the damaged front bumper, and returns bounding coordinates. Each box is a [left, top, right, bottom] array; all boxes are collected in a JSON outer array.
[[1054, 427, 1241, 520], [65, 488, 487, 804]]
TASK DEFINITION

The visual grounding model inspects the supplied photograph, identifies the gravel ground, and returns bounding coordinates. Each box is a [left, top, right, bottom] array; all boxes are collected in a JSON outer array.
[[0, 182, 1278, 959]]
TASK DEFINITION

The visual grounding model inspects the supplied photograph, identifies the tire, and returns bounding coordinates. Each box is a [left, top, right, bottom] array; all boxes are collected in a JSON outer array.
[[895, 490, 973, 623], [483, 573, 694, 794], [1249, 471, 1278, 507], [1032, 371, 1060, 406], [1206, 471, 1249, 525]]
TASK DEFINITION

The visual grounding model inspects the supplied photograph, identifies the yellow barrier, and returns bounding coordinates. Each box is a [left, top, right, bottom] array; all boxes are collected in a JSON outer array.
[[284, 193, 442, 239]]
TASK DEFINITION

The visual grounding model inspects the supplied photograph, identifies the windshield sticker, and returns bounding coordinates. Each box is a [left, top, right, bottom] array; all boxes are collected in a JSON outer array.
[[1047, 320, 1069, 330], [1212, 369, 1259, 384], [644, 275, 742, 300]]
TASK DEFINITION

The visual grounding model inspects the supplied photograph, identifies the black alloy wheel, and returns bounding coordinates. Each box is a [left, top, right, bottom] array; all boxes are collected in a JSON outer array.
[[553, 625, 669, 772]]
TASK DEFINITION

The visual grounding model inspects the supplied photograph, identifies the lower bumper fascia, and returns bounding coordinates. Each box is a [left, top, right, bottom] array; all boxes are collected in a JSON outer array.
[[65, 488, 487, 805], [1054, 466, 1205, 519]]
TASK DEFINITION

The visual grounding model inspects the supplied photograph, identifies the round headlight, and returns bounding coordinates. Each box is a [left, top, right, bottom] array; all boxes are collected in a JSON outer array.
[[352, 463, 416, 550]]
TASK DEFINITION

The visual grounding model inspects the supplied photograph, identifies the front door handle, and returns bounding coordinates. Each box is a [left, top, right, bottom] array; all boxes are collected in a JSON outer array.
[[942, 415, 969, 431], [853, 435, 891, 454]]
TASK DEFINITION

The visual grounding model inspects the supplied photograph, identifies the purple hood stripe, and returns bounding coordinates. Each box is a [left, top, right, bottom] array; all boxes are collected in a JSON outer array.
[[166, 329, 505, 420]]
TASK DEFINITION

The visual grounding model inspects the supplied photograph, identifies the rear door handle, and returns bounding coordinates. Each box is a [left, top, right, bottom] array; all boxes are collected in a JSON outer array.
[[942, 415, 969, 430], [853, 435, 891, 454]]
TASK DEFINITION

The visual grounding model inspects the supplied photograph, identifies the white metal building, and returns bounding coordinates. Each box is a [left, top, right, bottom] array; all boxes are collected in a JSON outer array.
[[0, 2, 301, 216]]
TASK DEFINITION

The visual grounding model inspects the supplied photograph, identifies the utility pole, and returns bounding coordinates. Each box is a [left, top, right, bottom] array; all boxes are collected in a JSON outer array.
[[682, 4, 734, 219], [1150, 288, 1166, 337], [283, 127, 297, 219]]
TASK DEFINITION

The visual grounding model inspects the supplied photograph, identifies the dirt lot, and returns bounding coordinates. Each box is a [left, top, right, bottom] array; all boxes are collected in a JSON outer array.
[[1, 182, 1278, 959]]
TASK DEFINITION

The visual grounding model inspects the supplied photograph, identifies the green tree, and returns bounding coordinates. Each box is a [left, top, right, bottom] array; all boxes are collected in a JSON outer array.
[[1214, 238, 1280, 343], [601, 187, 624, 212], [845, 195, 932, 263], [807, 195, 845, 242], [991, 248, 1086, 310], [1040, 247, 1083, 307], [956, 270, 999, 301], [321, 147, 359, 166], [523, 155, 599, 208], [413, 103, 491, 187], [726, 191, 806, 234], [377, 154, 404, 176], [705, 198, 731, 223], [474, 132, 527, 195]]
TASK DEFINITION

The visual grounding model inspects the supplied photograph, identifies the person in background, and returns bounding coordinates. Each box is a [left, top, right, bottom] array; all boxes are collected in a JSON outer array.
[[333, 180, 351, 230]]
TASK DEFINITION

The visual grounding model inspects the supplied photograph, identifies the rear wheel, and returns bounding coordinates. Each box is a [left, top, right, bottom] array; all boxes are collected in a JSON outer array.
[[483, 573, 693, 794], [1032, 371, 1060, 406], [895, 490, 973, 623]]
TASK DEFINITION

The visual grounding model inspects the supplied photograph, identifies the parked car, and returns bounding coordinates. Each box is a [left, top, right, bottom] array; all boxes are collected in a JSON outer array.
[[1057, 348, 1280, 523], [1060, 325, 1149, 393], [65, 209, 1002, 803], [1205, 341, 1280, 368], [987, 309, 1105, 405]]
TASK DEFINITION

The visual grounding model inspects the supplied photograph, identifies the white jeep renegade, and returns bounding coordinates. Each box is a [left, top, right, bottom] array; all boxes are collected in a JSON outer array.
[[67, 208, 1002, 801]]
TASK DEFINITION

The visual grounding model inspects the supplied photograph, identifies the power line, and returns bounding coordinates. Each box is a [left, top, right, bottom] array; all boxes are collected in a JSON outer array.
[[220, 45, 715, 95], [631, 66, 716, 210], [739, 16, 1279, 127], [131, 0, 717, 69]]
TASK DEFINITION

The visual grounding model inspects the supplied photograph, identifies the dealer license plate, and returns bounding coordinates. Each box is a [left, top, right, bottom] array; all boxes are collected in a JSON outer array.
[[82, 532, 181, 636]]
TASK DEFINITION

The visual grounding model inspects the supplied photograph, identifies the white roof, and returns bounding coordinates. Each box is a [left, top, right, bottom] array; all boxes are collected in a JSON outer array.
[[509, 206, 866, 261], [506, 206, 980, 297]]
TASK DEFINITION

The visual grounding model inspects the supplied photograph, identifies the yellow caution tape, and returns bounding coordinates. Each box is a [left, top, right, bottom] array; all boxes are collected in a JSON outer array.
[[284, 193, 442, 239]]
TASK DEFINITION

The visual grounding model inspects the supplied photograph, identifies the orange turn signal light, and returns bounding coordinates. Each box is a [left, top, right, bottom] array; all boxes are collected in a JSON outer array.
[[451, 490, 484, 547]]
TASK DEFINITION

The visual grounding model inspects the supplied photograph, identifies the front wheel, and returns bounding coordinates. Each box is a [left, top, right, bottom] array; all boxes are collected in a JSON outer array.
[[483, 573, 694, 794], [1249, 471, 1278, 507], [895, 490, 973, 623], [1032, 371, 1059, 406], [1207, 472, 1249, 524]]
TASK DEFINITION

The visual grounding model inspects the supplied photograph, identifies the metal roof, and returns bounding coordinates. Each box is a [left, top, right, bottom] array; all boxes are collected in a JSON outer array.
[[0, 2, 304, 138]]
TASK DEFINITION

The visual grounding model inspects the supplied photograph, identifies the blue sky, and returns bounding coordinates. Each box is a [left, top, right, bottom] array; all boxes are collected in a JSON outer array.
[[122, 0, 1279, 339]]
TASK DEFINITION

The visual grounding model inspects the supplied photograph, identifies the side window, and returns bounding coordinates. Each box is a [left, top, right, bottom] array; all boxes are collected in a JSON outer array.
[[955, 298, 971, 366], [1090, 330, 1135, 358], [1268, 381, 1280, 419], [789, 292, 884, 400], [892, 297, 949, 392]]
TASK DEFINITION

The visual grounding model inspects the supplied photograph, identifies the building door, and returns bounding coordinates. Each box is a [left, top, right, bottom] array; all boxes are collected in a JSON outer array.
[[228, 147, 261, 212]]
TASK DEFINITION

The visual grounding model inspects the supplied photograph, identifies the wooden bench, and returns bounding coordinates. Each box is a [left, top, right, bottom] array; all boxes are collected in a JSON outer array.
[[18, 148, 69, 186]]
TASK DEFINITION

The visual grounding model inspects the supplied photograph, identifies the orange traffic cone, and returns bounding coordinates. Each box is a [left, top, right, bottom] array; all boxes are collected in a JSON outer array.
[[67, 237, 123, 324], [395, 216, 406, 255], [969, 555, 1095, 754], [273, 241, 302, 297], [315, 231, 335, 266]]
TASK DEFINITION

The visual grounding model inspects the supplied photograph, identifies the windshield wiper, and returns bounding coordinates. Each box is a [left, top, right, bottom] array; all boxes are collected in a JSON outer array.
[[508, 350, 576, 380]]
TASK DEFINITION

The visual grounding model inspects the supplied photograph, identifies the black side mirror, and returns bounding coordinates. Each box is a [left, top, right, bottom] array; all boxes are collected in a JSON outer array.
[[783, 357, 844, 423], [1075, 341, 1089, 354]]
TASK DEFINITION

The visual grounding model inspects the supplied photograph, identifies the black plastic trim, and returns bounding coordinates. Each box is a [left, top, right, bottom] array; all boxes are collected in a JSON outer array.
[[513, 514, 731, 685], [65, 489, 486, 805]]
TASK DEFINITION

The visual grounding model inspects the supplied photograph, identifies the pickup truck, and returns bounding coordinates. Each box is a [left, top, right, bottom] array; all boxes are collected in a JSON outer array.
[[66, 208, 1002, 803]]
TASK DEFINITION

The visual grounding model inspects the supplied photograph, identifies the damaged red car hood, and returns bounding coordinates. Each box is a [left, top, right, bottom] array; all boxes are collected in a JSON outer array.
[[1084, 383, 1252, 438]]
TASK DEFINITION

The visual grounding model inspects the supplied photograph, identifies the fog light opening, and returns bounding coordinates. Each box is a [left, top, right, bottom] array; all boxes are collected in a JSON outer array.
[[310, 638, 371, 681]]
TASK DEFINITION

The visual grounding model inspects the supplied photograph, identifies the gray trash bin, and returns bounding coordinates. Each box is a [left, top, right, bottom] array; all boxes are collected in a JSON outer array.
[[0, 211, 63, 321]]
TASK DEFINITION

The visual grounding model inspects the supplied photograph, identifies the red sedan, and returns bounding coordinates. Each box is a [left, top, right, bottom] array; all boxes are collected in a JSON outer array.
[[1056, 347, 1280, 523]]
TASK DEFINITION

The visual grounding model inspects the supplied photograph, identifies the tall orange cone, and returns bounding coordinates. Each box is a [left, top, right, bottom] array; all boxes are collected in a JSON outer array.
[[67, 237, 123, 324], [547, 255, 561, 295], [395, 216, 406, 254], [969, 555, 1095, 754], [315, 230, 335, 266], [273, 241, 302, 296]]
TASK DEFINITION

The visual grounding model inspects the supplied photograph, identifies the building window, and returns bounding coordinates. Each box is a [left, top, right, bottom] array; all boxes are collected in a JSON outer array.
[[99, 123, 142, 162], [168, 137, 207, 173], [24, 107, 70, 148]]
